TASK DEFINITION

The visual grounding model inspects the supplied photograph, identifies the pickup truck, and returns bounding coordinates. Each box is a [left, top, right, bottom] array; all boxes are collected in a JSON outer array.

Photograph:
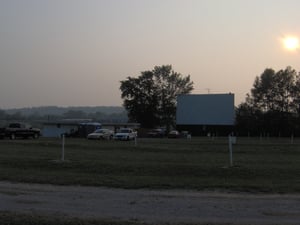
[[0, 123, 41, 140]]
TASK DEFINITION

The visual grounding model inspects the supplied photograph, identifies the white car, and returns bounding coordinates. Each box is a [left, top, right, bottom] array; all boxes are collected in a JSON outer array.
[[87, 129, 114, 140], [114, 128, 137, 141]]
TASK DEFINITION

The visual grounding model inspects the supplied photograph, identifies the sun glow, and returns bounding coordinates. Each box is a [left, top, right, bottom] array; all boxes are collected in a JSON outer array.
[[283, 36, 299, 51]]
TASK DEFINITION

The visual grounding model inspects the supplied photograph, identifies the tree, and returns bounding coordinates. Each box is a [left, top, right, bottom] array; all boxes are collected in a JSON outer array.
[[250, 67, 298, 113], [235, 100, 262, 136], [120, 65, 193, 129], [236, 66, 300, 136]]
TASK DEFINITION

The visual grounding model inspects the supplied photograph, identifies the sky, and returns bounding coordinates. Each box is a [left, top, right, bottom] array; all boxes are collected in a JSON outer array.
[[0, 0, 299, 109]]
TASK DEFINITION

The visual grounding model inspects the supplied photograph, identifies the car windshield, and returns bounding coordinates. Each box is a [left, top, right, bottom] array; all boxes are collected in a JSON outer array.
[[95, 129, 104, 133], [119, 129, 130, 133]]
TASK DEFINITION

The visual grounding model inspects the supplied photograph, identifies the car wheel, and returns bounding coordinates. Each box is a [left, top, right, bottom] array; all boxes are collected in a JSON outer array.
[[33, 133, 39, 139]]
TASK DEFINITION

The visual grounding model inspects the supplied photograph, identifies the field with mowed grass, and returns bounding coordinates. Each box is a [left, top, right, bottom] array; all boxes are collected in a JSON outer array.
[[0, 136, 299, 193]]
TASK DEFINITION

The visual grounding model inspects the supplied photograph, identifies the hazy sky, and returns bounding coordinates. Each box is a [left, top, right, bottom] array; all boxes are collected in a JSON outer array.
[[1, 0, 299, 109]]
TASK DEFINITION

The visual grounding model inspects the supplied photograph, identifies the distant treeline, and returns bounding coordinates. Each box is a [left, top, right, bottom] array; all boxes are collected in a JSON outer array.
[[0, 106, 128, 126]]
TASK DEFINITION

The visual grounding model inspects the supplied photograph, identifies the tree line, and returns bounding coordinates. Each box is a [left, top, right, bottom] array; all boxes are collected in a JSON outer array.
[[0, 109, 128, 127], [236, 66, 300, 137]]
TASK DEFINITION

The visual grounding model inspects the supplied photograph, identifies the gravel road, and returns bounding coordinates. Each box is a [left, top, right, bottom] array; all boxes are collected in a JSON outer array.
[[0, 181, 299, 224]]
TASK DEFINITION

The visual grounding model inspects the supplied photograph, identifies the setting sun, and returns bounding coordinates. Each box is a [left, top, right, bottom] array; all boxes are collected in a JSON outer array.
[[283, 36, 299, 51]]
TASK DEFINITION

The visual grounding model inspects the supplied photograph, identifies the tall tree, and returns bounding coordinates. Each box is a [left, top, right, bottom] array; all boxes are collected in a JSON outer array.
[[120, 65, 193, 129], [250, 66, 298, 113], [236, 66, 300, 136]]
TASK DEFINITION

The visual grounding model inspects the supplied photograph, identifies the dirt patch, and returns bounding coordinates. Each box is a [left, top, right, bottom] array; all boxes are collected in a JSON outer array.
[[0, 181, 299, 224]]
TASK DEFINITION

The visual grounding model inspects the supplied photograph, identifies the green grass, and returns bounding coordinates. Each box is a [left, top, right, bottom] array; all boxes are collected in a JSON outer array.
[[0, 211, 229, 225], [0, 137, 300, 193], [0, 212, 144, 225]]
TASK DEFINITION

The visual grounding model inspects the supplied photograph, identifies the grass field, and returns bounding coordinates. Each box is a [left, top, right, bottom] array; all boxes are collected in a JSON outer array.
[[0, 212, 140, 225], [0, 136, 299, 193]]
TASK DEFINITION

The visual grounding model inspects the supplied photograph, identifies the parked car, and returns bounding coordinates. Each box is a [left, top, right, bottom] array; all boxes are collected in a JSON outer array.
[[168, 130, 180, 138], [87, 129, 114, 140], [114, 128, 137, 141], [0, 122, 40, 140], [147, 128, 165, 138], [181, 131, 191, 139]]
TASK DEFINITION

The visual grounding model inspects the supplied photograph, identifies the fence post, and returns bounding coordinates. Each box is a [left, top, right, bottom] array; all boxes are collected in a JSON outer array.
[[62, 134, 65, 161], [229, 135, 233, 167]]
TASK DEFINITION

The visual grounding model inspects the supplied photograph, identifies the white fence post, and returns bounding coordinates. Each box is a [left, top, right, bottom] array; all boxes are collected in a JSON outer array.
[[62, 134, 65, 161], [228, 134, 237, 167]]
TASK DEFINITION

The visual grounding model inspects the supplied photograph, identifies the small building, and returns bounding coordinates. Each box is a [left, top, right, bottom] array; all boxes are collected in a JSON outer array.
[[42, 120, 140, 138], [176, 93, 235, 136], [42, 119, 101, 138]]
